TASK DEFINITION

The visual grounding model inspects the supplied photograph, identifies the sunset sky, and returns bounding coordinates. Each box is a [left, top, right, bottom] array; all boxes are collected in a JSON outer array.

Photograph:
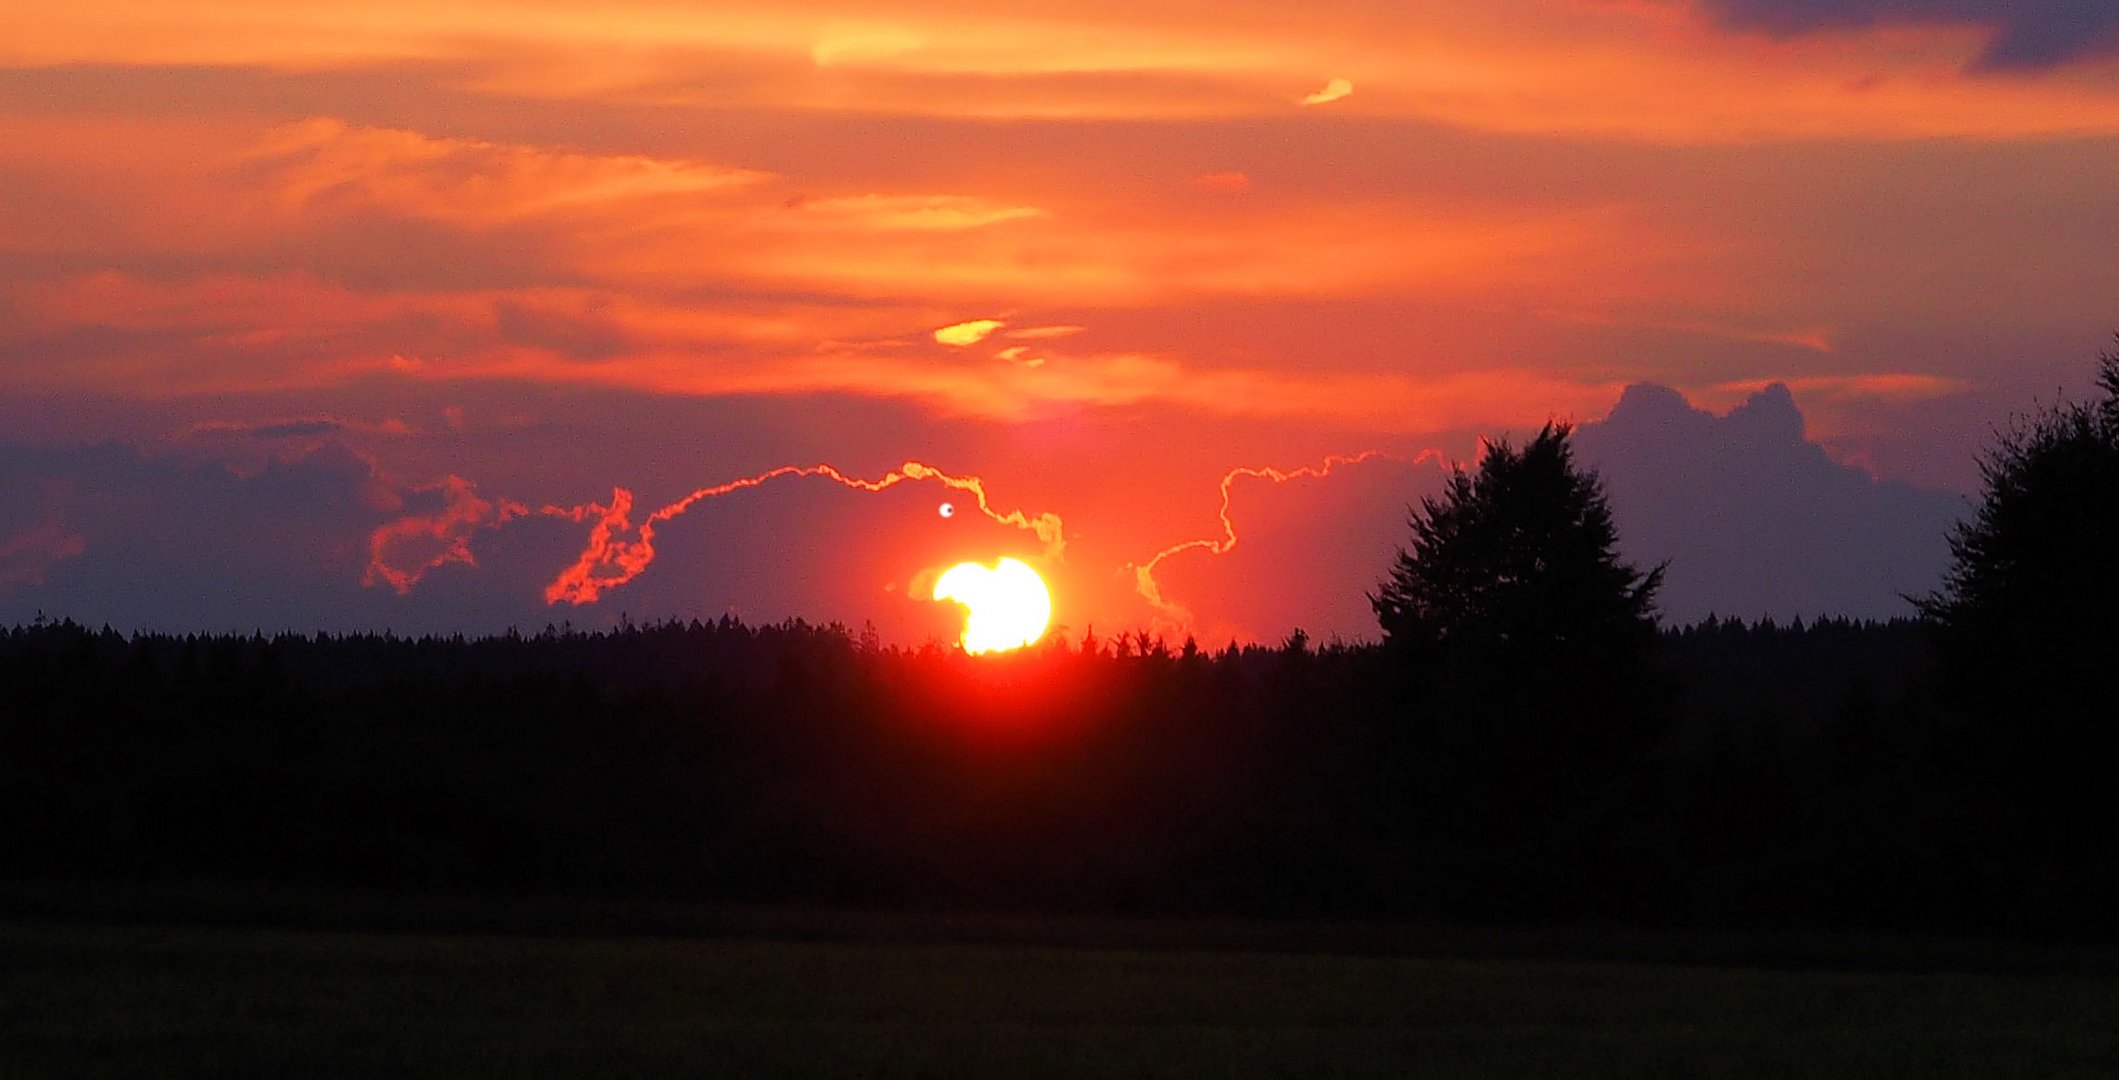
[[2, 0, 2114, 643]]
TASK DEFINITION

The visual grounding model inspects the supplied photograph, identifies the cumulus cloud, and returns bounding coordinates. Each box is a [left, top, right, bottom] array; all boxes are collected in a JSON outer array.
[[1574, 382, 1966, 623], [1699, 0, 2119, 71]]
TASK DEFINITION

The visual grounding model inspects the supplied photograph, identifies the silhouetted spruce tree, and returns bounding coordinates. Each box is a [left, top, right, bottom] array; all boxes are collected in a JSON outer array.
[[1371, 423, 1667, 895], [1373, 422, 1663, 699], [1916, 340, 2119, 869]]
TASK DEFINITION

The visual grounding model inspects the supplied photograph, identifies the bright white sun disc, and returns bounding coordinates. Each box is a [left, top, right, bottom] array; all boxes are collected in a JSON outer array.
[[932, 557, 1051, 654]]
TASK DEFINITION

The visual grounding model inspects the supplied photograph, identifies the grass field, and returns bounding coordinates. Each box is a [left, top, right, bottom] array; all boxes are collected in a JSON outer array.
[[5, 912, 2119, 1079]]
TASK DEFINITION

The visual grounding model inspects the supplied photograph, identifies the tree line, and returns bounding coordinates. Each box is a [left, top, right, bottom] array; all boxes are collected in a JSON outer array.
[[1, 342, 2114, 935]]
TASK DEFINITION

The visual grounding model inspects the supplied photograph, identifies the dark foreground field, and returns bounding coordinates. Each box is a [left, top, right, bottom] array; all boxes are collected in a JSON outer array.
[[6, 910, 2119, 1079]]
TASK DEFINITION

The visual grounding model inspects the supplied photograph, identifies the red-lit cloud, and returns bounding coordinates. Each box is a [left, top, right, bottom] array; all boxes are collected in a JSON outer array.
[[524, 462, 1067, 606], [2, 0, 2113, 637], [364, 476, 526, 595], [1127, 451, 1444, 626]]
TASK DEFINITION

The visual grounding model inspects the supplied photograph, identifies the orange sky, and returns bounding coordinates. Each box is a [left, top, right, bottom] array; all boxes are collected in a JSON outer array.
[[1, 0, 2115, 640]]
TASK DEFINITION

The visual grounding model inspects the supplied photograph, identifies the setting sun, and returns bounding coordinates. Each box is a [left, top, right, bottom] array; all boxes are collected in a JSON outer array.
[[932, 557, 1052, 654]]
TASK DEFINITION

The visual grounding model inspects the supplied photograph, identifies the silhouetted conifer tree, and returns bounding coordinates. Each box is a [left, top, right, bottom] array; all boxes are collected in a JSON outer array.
[[1371, 423, 1667, 904], [1916, 340, 2119, 867], [1373, 422, 1663, 693], [1919, 342, 2119, 718]]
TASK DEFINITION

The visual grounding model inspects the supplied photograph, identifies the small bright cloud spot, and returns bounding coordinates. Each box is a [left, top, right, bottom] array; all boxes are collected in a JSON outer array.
[[1191, 172, 1251, 193], [938, 502, 954, 518], [935, 319, 1005, 346], [932, 557, 1052, 655], [1302, 78, 1353, 105]]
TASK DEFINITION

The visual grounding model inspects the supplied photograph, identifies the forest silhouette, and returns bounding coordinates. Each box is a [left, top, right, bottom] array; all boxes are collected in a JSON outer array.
[[4, 343, 2116, 936]]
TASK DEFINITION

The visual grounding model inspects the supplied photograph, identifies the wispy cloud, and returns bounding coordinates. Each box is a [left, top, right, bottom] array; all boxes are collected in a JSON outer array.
[[245, 118, 768, 227], [787, 193, 1048, 231], [1300, 77, 1352, 105]]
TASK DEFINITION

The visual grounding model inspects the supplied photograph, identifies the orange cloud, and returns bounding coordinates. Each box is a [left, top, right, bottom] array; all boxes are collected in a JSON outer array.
[[0, 14, 2099, 520], [789, 194, 1048, 231], [0, 259, 1667, 439], [1300, 77, 1353, 105], [662, 198, 1637, 306], [247, 118, 766, 227], [934, 318, 1006, 346], [597, 345, 1629, 433], [11, 2, 2119, 138]]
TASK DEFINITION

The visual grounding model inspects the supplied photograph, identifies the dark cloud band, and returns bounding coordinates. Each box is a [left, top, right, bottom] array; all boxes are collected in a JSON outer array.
[[1702, 0, 2119, 71]]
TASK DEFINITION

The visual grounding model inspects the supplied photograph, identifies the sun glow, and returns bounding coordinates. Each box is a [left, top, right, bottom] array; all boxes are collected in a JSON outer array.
[[932, 557, 1051, 654]]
